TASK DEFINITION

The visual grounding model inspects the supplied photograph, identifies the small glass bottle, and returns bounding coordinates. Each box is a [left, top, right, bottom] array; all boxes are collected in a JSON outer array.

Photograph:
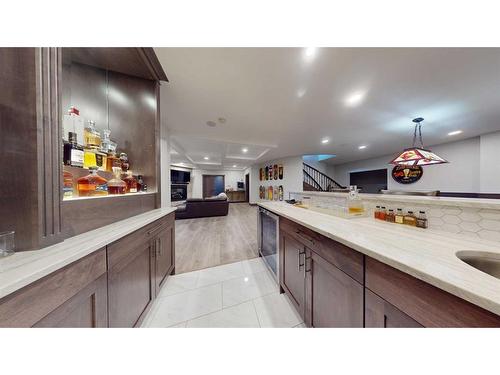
[[136, 175, 144, 192], [123, 171, 138, 193], [347, 185, 364, 215], [101, 129, 112, 153], [106, 152, 120, 172], [77, 166, 108, 197], [374, 205, 380, 219], [386, 209, 395, 223], [379, 206, 387, 220], [84, 120, 100, 149], [403, 210, 417, 226], [63, 132, 84, 168], [63, 170, 74, 198], [395, 208, 404, 224], [416, 211, 428, 229], [108, 167, 127, 195], [120, 152, 130, 172]]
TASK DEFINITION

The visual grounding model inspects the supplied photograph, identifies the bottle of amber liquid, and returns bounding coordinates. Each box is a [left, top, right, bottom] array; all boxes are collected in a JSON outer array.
[[379, 206, 387, 220], [123, 171, 138, 193], [386, 209, 395, 223], [374, 205, 380, 219], [416, 211, 428, 228], [63, 170, 74, 198], [395, 208, 404, 224], [77, 166, 108, 197], [108, 167, 127, 195], [403, 210, 417, 226]]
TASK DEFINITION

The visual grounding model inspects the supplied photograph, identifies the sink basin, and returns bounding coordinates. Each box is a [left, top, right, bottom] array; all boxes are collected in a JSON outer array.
[[456, 251, 500, 279]]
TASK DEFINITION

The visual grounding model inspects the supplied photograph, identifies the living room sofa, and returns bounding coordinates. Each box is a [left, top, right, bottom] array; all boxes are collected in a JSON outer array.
[[175, 197, 229, 220]]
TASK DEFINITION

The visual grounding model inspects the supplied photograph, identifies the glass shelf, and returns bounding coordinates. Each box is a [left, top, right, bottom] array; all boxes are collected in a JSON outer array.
[[63, 191, 156, 202]]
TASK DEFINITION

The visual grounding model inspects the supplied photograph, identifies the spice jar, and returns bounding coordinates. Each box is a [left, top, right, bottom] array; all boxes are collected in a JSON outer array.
[[374, 205, 380, 219]]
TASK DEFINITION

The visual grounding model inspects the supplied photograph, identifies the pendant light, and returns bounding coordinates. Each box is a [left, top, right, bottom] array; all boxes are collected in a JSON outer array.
[[389, 117, 448, 166]]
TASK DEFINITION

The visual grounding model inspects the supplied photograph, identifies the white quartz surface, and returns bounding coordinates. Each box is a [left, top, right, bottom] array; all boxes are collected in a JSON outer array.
[[290, 190, 500, 209], [0, 207, 176, 300], [258, 201, 500, 316]]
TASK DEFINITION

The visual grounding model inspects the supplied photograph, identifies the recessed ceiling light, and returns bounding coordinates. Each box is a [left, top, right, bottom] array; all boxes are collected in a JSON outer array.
[[358, 145, 367, 149], [448, 130, 463, 136], [233, 164, 237, 168], [206, 121, 216, 127], [204, 156, 209, 160], [303, 47, 317, 61], [344, 91, 366, 107], [321, 138, 329, 144], [297, 89, 306, 98], [242, 148, 248, 153]]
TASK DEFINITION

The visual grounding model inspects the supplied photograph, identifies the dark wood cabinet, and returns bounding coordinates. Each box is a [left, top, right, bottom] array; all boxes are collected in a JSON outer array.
[[280, 217, 364, 327], [280, 231, 306, 318], [107, 228, 155, 328], [365, 289, 422, 328], [34, 274, 108, 328], [0, 249, 107, 327], [305, 249, 363, 327], [150, 216, 175, 294]]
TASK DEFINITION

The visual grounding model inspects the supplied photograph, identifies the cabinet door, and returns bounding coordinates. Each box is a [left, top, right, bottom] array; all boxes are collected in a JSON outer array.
[[280, 231, 306, 318], [305, 249, 363, 328], [155, 224, 174, 293], [365, 289, 422, 328], [108, 232, 154, 328], [34, 274, 108, 328]]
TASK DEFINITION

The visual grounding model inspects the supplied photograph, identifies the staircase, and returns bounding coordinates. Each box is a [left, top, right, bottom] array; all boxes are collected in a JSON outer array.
[[303, 163, 346, 192]]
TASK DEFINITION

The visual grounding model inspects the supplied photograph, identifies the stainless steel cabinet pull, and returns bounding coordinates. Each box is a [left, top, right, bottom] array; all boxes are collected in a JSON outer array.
[[297, 249, 305, 271]]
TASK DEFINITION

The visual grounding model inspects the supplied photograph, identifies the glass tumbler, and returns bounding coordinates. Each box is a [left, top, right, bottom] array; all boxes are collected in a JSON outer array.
[[0, 231, 15, 257]]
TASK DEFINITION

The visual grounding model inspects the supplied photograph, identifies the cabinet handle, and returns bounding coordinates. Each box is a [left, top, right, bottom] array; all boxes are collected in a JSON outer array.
[[297, 249, 305, 271], [303, 256, 311, 278], [295, 230, 315, 246]]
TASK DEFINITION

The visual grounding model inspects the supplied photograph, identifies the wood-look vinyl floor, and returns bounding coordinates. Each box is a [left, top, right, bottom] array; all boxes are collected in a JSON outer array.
[[174, 203, 258, 274]]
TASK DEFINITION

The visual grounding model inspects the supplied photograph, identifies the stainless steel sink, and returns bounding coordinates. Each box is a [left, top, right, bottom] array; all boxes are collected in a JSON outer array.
[[456, 251, 500, 279]]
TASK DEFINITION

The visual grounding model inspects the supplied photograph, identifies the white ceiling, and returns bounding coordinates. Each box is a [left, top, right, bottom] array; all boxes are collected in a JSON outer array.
[[155, 48, 500, 166]]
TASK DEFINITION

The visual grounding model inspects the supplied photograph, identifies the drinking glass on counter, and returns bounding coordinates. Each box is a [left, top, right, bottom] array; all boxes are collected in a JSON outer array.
[[0, 231, 15, 257]]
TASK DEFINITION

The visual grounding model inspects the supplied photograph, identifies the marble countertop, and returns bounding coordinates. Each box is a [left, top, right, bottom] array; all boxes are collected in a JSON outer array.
[[0, 207, 176, 300], [290, 190, 500, 209], [258, 201, 500, 315]]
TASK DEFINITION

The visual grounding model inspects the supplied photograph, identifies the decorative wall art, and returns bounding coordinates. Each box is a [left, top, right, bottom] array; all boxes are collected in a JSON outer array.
[[391, 165, 424, 184]]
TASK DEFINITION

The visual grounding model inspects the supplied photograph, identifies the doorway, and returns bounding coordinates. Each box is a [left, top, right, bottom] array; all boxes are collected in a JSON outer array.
[[202, 175, 225, 198], [245, 173, 250, 202]]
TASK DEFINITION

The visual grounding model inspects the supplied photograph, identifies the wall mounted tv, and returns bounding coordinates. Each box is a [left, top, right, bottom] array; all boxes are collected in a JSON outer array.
[[171, 169, 191, 184]]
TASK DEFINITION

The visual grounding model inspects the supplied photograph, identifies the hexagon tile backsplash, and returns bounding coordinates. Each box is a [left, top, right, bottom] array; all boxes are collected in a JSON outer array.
[[297, 193, 500, 242], [368, 204, 500, 241]]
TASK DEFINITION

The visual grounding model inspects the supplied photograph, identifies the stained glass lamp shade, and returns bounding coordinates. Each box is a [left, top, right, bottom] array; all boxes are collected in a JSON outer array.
[[389, 118, 448, 166]]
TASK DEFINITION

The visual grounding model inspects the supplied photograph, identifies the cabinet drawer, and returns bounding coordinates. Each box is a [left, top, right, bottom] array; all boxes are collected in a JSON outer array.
[[280, 217, 364, 283], [0, 249, 106, 327], [365, 257, 500, 327]]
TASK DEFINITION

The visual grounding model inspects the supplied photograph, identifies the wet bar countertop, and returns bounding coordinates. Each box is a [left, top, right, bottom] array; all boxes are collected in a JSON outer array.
[[0, 207, 176, 300], [258, 201, 500, 316]]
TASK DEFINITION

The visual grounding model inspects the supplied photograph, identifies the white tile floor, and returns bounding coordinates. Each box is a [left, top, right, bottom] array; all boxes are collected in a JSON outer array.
[[141, 257, 304, 328]]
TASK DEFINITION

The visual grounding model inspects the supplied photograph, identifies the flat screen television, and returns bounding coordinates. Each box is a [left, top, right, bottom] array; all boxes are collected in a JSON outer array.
[[171, 169, 191, 184]]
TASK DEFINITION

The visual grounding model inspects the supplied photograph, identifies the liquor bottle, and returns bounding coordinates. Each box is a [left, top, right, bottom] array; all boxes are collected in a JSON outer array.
[[63, 170, 74, 198], [105, 152, 120, 172], [83, 148, 97, 169], [95, 150, 107, 172], [403, 211, 417, 226], [347, 185, 365, 215], [136, 175, 144, 192], [84, 120, 101, 149], [63, 132, 84, 168], [62, 106, 84, 146], [123, 171, 137, 193], [108, 167, 126, 195], [120, 152, 130, 172], [416, 211, 428, 229], [77, 166, 108, 197]]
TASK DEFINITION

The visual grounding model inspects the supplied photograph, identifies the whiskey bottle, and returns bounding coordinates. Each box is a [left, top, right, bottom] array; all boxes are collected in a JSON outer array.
[[77, 166, 108, 197], [63, 132, 84, 168], [123, 171, 138, 193], [108, 167, 127, 195], [136, 175, 144, 192]]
